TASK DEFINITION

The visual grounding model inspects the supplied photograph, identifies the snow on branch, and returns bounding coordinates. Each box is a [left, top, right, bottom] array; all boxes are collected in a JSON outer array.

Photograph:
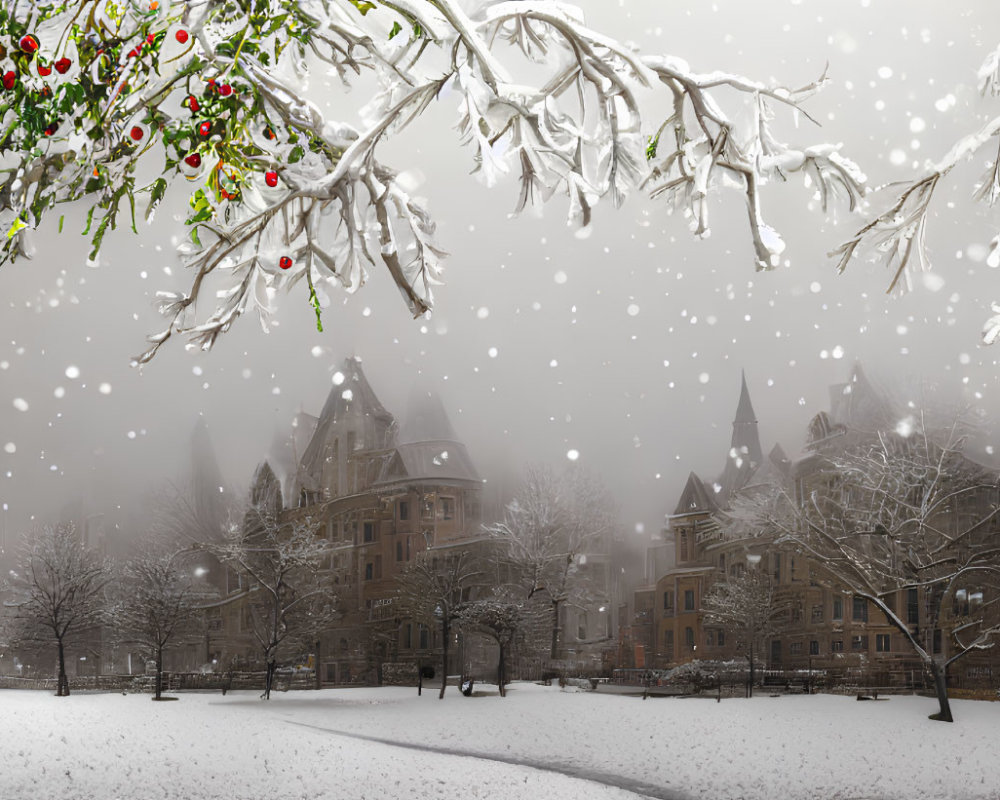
[[0, 1, 866, 361], [836, 43, 1000, 344]]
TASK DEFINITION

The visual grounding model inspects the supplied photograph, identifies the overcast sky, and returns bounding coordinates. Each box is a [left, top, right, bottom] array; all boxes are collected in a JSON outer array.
[[2, 0, 999, 548]]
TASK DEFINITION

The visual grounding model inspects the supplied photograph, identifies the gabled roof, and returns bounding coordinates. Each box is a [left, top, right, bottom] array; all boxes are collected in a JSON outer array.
[[829, 362, 893, 431], [672, 471, 720, 517]]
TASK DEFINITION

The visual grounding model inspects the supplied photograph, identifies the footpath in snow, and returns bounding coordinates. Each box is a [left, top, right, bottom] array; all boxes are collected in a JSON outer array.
[[1, 682, 998, 799]]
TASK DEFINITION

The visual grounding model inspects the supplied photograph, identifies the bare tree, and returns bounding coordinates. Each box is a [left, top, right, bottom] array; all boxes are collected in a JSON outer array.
[[6, 525, 108, 696], [701, 566, 787, 697], [396, 548, 483, 699], [109, 546, 199, 701], [486, 465, 616, 661], [218, 462, 338, 700], [734, 412, 1000, 721], [458, 595, 525, 697]]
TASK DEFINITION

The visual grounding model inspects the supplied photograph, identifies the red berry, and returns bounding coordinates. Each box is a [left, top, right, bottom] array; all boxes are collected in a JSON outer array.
[[146, 34, 156, 44], [279, 256, 293, 270], [54, 58, 71, 74], [44, 122, 58, 137], [128, 47, 141, 58], [20, 35, 39, 54], [218, 84, 233, 97], [263, 127, 276, 141], [38, 63, 52, 77], [198, 121, 211, 137], [184, 153, 202, 168], [2, 72, 15, 90], [186, 96, 199, 112], [175, 29, 189, 44], [129, 125, 145, 141], [264, 170, 278, 187]]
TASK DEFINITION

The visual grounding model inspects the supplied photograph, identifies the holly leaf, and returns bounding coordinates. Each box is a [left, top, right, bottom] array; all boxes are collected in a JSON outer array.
[[388, 21, 402, 40], [6, 217, 27, 240]]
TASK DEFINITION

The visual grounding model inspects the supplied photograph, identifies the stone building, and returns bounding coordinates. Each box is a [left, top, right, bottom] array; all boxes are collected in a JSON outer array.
[[633, 366, 1000, 692]]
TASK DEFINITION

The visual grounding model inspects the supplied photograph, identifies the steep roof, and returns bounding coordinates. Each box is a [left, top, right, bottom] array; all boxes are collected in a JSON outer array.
[[377, 440, 481, 485], [717, 372, 765, 502], [672, 472, 720, 517], [398, 388, 460, 444], [829, 362, 894, 432], [297, 357, 396, 492]]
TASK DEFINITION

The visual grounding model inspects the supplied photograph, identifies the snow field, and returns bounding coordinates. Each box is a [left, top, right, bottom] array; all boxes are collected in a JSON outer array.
[[1, 683, 998, 799]]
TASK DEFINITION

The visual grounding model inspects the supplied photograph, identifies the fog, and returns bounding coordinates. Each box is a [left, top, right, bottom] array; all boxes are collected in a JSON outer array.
[[2, 0, 999, 550]]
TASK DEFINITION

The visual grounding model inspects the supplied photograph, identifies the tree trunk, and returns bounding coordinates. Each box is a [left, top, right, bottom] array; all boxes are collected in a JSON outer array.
[[550, 599, 561, 661], [263, 658, 276, 700], [747, 643, 755, 699], [56, 638, 69, 697], [439, 618, 450, 700], [498, 642, 506, 698], [315, 640, 322, 690], [154, 646, 163, 700], [417, 660, 423, 696], [928, 659, 953, 722]]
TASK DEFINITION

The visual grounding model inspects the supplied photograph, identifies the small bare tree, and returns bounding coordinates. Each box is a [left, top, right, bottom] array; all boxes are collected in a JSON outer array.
[[486, 465, 616, 661], [218, 462, 337, 700], [702, 567, 787, 697], [6, 525, 108, 696], [734, 411, 1000, 722], [396, 548, 483, 699], [109, 546, 198, 701]]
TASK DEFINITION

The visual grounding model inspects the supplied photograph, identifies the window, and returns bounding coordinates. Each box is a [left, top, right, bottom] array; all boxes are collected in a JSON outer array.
[[831, 640, 844, 652], [684, 626, 695, 648], [851, 635, 868, 651], [953, 589, 970, 617], [679, 531, 689, 561], [718, 554, 726, 572], [876, 634, 890, 652], [404, 624, 412, 649], [852, 595, 868, 622], [577, 613, 588, 640], [706, 630, 715, 647], [809, 640, 820, 656], [363, 521, 375, 543], [396, 540, 403, 562], [684, 589, 695, 611], [398, 500, 410, 521], [907, 588, 919, 625], [790, 642, 803, 656], [832, 597, 843, 621], [811, 604, 824, 623], [419, 625, 429, 650], [664, 629, 674, 658], [933, 629, 942, 654], [364, 562, 373, 581], [772, 553, 781, 583], [440, 497, 455, 521], [663, 591, 674, 612], [717, 631, 725, 647]]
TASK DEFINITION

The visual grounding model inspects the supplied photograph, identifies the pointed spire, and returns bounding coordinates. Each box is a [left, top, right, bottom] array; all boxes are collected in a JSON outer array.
[[731, 371, 763, 466]]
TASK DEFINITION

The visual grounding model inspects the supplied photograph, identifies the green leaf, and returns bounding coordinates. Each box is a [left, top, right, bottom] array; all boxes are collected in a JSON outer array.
[[348, 0, 377, 15], [388, 21, 402, 39], [145, 177, 167, 221], [309, 284, 324, 333], [645, 134, 659, 161], [6, 217, 27, 239], [58, 215, 64, 233]]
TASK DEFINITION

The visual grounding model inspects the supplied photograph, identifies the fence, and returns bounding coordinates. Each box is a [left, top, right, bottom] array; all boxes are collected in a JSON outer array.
[[0, 671, 316, 693]]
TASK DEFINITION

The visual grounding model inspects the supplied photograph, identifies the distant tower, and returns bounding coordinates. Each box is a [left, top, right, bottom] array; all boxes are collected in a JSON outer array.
[[717, 371, 764, 503]]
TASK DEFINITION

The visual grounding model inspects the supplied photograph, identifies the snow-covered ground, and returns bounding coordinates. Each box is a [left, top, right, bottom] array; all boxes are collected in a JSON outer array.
[[2, 683, 997, 799]]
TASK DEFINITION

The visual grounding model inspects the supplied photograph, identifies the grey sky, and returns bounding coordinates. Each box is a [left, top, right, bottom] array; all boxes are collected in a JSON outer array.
[[1, 0, 999, 546]]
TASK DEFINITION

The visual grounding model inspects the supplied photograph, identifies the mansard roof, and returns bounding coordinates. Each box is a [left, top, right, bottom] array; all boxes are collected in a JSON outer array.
[[377, 440, 481, 486], [398, 388, 460, 444]]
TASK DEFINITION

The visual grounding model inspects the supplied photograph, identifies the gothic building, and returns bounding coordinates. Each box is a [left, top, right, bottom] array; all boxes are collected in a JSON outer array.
[[632, 366, 1000, 692]]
